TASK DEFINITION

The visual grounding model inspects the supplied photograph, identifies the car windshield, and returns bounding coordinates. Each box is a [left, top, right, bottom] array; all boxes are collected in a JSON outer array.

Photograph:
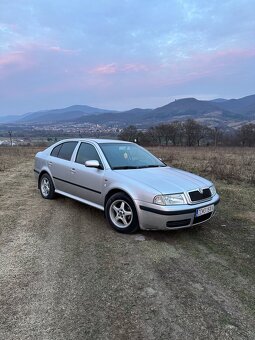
[[99, 143, 166, 170]]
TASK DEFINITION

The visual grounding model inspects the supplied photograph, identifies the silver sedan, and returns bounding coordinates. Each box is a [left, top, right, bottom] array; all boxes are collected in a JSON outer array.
[[34, 139, 220, 233]]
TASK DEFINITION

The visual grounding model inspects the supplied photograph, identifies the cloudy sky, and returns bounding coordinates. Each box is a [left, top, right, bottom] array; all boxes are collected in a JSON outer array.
[[0, 0, 255, 115]]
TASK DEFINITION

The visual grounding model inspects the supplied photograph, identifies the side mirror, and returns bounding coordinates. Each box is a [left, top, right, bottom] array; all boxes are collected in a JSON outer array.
[[85, 160, 101, 168]]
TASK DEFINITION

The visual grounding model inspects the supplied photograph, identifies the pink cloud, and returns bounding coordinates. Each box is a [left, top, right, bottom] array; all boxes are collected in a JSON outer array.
[[212, 48, 255, 59], [36, 47, 255, 96], [122, 63, 148, 72], [0, 51, 36, 77], [0, 42, 79, 79], [7, 41, 78, 56], [0, 52, 24, 67], [89, 62, 149, 75], [157, 47, 255, 87], [89, 63, 118, 75], [188, 48, 255, 70], [47, 46, 78, 55]]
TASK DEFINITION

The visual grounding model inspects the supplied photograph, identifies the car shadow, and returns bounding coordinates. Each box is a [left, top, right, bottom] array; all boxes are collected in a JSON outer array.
[[54, 194, 210, 241], [141, 224, 206, 244]]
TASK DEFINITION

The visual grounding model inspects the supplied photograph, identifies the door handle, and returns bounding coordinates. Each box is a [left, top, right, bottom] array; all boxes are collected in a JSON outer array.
[[48, 161, 52, 166], [70, 168, 76, 173]]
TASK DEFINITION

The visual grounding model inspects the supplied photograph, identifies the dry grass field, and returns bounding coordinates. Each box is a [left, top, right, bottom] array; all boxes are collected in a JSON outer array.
[[0, 145, 255, 340], [149, 146, 255, 184], [1, 145, 255, 183], [0, 146, 41, 172]]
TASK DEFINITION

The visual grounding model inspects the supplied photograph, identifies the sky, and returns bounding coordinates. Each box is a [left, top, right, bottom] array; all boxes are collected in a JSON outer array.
[[0, 0, 255, 115]]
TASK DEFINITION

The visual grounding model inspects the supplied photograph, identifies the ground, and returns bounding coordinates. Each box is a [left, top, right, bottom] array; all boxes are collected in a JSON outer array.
[[0, 147, 254, 340]]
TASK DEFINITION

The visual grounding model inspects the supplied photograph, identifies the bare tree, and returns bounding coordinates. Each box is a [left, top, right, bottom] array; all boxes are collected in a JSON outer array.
[[8, 130, 13, 146], [183, 119, 204, 146], [146, 126, 164, 145], [155, 124, 170, 145], [146, 122, 184, 146], [238, 123, 255, 146], [119, 121, 255, 147], [119, 125, 139, 142], [167, 121, 184, 146]]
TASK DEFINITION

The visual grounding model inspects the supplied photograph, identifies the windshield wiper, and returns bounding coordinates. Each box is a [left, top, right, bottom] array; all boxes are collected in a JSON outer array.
[[112, 166, 140, 170], [112, 164, 166, 170], [138, 164, 166, 168]]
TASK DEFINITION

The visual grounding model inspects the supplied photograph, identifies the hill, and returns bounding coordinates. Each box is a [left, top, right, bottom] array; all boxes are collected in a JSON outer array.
[[73, 108, 153, 125], [0, 115, 23, 124], [8, 105, 117, 124], [1, 94, 254, 127], [214, 94, 255, 120], [214, 94, 255, 113], [76, 97, 247, 127], [141, 98, 240, 123]]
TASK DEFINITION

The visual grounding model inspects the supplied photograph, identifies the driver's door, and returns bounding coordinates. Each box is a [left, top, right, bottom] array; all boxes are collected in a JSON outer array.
[[68, 142, 105, 206]]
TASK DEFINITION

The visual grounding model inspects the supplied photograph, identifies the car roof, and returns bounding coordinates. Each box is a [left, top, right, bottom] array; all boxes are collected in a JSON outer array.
[[55, 138, 132, 144]]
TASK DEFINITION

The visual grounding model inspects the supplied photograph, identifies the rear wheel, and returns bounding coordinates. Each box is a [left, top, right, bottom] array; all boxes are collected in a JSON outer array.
[[105, 192, 139, 233], [39, 173, 55, 199]]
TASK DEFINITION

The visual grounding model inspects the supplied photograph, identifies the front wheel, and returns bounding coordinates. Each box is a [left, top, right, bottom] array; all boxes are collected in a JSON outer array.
[[105, 193, 139, 233]]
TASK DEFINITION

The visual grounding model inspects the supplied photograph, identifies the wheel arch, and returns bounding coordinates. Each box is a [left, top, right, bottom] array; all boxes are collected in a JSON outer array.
[[104, 187, 140, 219], [38, 170, 54, 189], [104, 188, 134, 207]]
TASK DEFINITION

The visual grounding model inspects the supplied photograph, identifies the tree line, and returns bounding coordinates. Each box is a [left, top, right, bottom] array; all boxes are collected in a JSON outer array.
[[119, 120, 255, 147]]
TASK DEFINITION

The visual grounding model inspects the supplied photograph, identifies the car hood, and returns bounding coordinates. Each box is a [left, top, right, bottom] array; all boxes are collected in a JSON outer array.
[[115, 166, 212, 194]]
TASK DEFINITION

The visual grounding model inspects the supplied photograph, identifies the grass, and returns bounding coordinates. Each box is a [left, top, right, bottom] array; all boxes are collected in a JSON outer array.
[[149, 146, 255, 185], [0, 146, 41, 172]]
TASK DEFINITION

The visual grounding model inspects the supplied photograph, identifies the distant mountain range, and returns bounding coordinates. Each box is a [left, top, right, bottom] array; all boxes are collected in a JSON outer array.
[[1, 94, 255, 128], [0, 105, 116, 124]]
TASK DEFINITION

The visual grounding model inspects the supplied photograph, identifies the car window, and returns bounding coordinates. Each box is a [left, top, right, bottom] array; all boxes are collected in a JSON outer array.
[[75, 143, 102, 166], [50, 144, 62, 157], [99, 143, 165, 169], [57, 141, 78, 161]]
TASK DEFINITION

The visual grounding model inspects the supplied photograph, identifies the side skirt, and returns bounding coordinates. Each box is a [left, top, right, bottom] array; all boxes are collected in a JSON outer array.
[[55, 190, 105, 211]]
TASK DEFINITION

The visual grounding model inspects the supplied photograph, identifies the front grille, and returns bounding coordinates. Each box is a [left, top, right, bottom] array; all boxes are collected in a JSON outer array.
[[189, 188, 211, 202], [166, 219, 191, 228], [193, 212, 212, 224]]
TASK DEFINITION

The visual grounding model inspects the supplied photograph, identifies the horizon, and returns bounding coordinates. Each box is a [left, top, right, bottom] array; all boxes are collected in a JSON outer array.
[[2, 93, 255, 118], [0, 0, 255, 116]]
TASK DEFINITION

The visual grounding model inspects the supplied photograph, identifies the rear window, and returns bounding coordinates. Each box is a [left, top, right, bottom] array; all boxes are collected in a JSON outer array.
[[51, 142, 78, 161], [50, 144, 62, 157]]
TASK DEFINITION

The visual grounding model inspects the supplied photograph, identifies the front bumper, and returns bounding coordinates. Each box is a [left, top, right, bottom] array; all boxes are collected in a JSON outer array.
[[135, 194, 220, 230]]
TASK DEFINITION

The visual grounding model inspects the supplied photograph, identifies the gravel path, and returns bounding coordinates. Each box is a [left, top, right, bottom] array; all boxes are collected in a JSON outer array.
[[0, 161, 254, 339]]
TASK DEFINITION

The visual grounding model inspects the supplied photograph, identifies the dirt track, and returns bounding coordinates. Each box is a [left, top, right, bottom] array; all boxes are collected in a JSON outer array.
[[0, 159, 255, 340]]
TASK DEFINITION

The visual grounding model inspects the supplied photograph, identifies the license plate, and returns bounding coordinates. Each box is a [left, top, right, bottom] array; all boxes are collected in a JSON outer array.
[[196, 204, 214, 217]]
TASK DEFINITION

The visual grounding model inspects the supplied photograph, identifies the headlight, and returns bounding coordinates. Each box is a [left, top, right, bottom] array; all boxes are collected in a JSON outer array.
[[210, 185, 217, 196], [153, 193, 187, 205]]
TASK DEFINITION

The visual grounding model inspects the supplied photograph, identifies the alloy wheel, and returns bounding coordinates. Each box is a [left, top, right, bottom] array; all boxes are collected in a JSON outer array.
[[41, 177, 50, 197], [109, 200, 133, 228]]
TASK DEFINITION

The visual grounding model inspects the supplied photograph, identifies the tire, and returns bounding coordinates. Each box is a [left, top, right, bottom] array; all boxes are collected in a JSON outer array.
[[105, 192, 139, 233], [39, 173, 56, 199]]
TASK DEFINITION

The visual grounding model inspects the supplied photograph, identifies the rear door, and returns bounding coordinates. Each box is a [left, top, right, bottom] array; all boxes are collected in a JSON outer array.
[[68, 142, 105, 206], [48, 141, 78, 193]]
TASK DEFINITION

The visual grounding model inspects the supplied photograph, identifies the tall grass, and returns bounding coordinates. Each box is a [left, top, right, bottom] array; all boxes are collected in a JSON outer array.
[[0, 146, 42, 172], [149, 146, 255, 185]]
